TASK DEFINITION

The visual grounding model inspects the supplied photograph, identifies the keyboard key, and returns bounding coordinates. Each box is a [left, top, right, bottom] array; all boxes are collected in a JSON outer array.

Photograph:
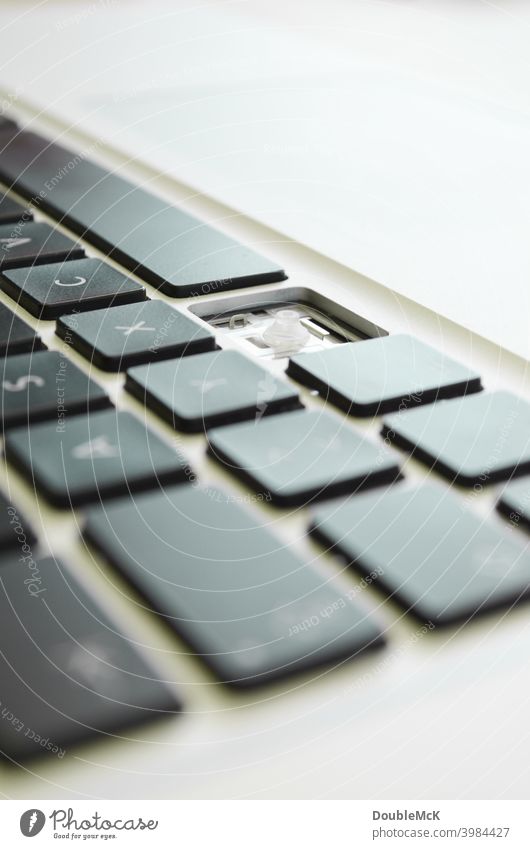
[[84, 486, 384, 688], [5, 409, 189, 507], [126, 349, 302, 433], [57, 300, 215, 371], [1, 257, 146, 319], [208, 409, 401, 506], [0, 194, 31, 225], [311, 482, 530, 627], [287, 334, 482, 417], [0, 302, 43, 356], [0, 493, 36, 551], [383, 391, 530, 486], [0, 116, 18, 134], [0, 350, 109, 429], [497, 478, 530, 532], [0, 130, 286, 297], [0, 221, 84, 269], [0, 554, 180, 760]]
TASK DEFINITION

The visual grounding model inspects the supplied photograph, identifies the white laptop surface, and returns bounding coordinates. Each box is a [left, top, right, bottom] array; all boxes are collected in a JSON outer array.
[[0, 0, 529, 803], [0, 0, 528, 359]]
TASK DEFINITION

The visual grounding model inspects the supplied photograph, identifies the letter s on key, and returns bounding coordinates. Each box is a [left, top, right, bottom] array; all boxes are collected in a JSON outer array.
[[54, 276, 87, 287], [3, 375, 45, 392]]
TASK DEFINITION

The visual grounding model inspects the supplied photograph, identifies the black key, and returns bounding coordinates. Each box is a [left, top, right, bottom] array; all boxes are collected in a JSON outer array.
[[383, 391, 530, 486], [0, 130, 286, 297], [0, 350, 109, 429], [0, 554, 180, 760], [1, 257, 146, 319], [126, 349, 302, 433], [0, 302, 43, 356], [84, 486, 384, 688], [0, 194, 32, 225], [57, 300, 215, 371], [5, 409, 189, 507], [0, 493, 36, 551], [311, 482, 530, 627], [0, 221, 84, 269], [497, 478, 530, 532], [0, 116, 18, 134], [208, 408, 401, 506], [287, 334, 482, 417]]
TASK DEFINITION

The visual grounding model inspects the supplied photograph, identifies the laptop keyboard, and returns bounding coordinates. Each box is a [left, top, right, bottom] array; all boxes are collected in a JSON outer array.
[[0, 118, 528, 761]]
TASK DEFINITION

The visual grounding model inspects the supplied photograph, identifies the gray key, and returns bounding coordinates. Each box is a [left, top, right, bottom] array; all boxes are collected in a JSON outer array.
[[498, 478, 530, 532], [5, 409, 189, 507], [0, 221, 84, 269], [0, 194, 31, 225], [287, 334, 481, 417], [383, 391, 530, 486], [57, 299, 215, 371], [126, 349, 302, 432], [84, 486, 385, 688], [1, 350, 109, 429], [0, 554, 180, 760], [311, 482, 530, 626], [1, 257, 146, 319], [0, 302, 43, 356], [208, 408, 401, 506]]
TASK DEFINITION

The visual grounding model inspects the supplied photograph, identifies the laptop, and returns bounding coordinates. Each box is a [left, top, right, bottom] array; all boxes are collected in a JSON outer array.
[[0, 0, 529, 802]]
